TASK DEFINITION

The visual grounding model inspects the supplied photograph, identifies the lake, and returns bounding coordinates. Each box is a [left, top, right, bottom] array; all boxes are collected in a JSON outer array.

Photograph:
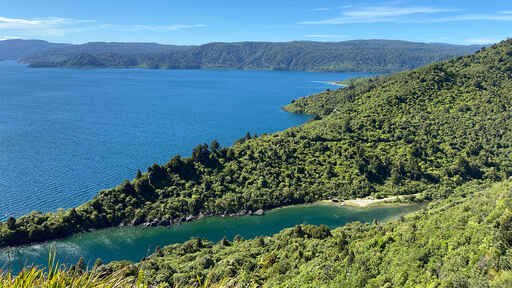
[[0, 203, 420, 272], [0, 61, 372, 221]]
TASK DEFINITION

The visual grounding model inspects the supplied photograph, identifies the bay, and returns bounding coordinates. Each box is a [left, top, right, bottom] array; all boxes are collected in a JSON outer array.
[[0, 61, 372, 221]]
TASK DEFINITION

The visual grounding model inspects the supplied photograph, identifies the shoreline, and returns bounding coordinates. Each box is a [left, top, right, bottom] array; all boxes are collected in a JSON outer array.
[[312, 80, 347, 87], [0, 196, 420, 251], [317, 193, 421, 208], [326, 81, 346, 87], [0, 72, 410, 249]]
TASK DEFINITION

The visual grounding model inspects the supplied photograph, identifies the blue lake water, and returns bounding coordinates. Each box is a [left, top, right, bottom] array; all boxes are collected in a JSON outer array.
[[0, 61, 372, 221], [0, 203, 420, 272]]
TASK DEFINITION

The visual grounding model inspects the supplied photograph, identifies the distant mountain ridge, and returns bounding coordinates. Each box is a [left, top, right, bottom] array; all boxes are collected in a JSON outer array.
[[0, 39, 71, 61], [0, 39, 190, 61], [0, 39, 483, 72]]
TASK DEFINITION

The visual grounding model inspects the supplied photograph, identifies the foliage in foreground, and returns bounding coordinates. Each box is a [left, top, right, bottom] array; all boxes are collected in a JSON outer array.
[[0, 251, 137, 288], [1, 39, 511, 248], [0, 253, 229, 288], [0, 268, 128, 288]]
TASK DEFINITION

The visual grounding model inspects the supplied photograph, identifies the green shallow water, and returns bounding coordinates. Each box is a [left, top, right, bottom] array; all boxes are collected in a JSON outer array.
[[0, 203, 420, 271]]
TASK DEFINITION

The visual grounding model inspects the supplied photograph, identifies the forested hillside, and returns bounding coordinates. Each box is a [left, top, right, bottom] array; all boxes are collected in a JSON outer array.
[[2, 181, 511, 288], [0, 39, 510, 248], [23, 40, 481, 72], [98, 180, 512, 287], [22, 41, 192, 64]]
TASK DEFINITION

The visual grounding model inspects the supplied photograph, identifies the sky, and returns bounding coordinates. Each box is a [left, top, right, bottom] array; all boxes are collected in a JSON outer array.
[[0, 0, 511, 45]]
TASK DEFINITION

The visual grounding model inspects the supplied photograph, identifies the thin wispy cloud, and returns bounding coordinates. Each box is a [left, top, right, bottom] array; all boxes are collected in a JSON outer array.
[[312, 8, 329, 12], [0, 16, 40, 25], [304, 34, 346, 39], [427, 14, 512, 23], [0, 16, 207, 38], [100, 23, 207, 32], [131, 24, 207, 31], [298, 5, 512, 25], [0, 17, 98, 37], [344, 7, 455, 18], [299, 6, 457, 24], [0, 17, 94, 30]]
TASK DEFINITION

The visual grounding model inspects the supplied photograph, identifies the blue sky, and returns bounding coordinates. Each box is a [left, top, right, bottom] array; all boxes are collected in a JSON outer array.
[[0, 0, 511, 45]]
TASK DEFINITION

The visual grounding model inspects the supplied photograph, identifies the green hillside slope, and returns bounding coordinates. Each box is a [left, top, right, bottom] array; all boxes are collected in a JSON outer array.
[[1, 39, 511, 249], [2, 182, 511, 287], [100, 180, 512, 287]]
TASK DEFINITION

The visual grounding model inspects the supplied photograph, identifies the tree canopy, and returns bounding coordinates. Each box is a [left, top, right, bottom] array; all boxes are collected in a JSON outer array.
[[1, 39, 511, 254], [23, 40, 481, 73]]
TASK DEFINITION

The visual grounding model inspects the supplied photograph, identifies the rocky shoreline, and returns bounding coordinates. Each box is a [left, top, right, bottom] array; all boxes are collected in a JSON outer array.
[[122, 208, 266, 229], [130, 194, 421, 229]]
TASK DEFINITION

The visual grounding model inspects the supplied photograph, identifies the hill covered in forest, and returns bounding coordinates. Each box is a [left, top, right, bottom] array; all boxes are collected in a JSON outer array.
[[3, 37, 512, 287], [1, 38, 511, 251], [2, 181, 512, 286], [99, 180, 512, 287], [1, 39, 482, 72]]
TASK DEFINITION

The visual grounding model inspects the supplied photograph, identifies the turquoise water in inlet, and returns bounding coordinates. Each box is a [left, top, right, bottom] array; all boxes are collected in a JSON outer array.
[[0, 61, 372, 221], [0, 203, 420, 271]]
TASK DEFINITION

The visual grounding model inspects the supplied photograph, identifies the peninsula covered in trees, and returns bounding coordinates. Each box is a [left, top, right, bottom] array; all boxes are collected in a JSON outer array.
[[2, 38, 512, 288], [1, 39, 511, 250], [0, 39, 481, 72]]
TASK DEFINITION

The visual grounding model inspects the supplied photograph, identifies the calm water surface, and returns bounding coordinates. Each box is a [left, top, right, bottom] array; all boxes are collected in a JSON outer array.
[[0, 61, 372, 220], [0, 64, 416, 273], [0, 203, 420, 271]]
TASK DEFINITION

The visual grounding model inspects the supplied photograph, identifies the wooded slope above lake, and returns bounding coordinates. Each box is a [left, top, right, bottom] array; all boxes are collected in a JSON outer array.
[[1, 38, 510, 249], [0, 39, 481, 72], [103, 180, 512, 287]]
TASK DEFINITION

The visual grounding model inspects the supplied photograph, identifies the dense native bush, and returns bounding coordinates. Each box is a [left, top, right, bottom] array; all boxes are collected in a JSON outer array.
[[4, 181, 512, 287], [1, 39, 511, 248], [25, 40, 480, 73], [96, 180, 512, 287]]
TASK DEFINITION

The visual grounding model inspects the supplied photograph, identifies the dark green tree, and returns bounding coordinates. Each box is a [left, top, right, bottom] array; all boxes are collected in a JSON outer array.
[[6, 217, 16, 230]]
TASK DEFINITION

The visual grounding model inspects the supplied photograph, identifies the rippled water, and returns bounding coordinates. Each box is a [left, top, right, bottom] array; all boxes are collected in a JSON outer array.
[[0, 203, 420, 272], [0, 61, 372, 221]]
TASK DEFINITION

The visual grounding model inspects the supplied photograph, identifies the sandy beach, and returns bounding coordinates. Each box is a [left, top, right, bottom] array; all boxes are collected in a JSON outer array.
[[320, 194, 420, 208], [326, 81, 346, 87]]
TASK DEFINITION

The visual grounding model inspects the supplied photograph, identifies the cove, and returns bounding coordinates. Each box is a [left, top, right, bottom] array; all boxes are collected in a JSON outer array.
[[0, 61, 373, 221], [0, 203, 420, 272]]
